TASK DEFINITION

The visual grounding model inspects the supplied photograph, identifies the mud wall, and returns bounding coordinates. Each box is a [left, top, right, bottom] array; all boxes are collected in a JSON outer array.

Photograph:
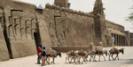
[[0, 18, 9, 61], [43, 5, 95, 50]]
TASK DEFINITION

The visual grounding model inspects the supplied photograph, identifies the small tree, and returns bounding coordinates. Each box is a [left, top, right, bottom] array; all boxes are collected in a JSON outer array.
[[127, 12, 133, 21], [127, 5, 133, 21]]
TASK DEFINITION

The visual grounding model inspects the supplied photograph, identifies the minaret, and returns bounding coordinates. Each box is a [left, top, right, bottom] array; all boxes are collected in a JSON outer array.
[[93, 0, 105, 16], [54, 0, 70, 8], [93, 0, 107, 46]]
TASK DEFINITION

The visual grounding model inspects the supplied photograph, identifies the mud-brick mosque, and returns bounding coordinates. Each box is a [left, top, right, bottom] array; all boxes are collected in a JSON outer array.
[[0, 0, 133, 61]]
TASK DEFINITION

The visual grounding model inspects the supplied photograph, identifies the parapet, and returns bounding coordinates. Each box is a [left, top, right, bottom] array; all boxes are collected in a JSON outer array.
[[54, 0, 69, 8], [45, 4, 94, 17]]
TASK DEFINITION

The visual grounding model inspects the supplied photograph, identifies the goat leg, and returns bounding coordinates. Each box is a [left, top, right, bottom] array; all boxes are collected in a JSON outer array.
[[93, 55, 97, 62], [103, 55, 106, 61], [109, 54, 111, 61], [99, 55, 100, 62], [53, 57, 55, 64], [116, 54, 119, 60], [111, 54, 115, 60]]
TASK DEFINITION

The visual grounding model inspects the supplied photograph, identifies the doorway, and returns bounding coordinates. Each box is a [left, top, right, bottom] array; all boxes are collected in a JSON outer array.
[[3, 29, 13, 59], [0, 16, 13, 59], [33, 32, 42, 49]]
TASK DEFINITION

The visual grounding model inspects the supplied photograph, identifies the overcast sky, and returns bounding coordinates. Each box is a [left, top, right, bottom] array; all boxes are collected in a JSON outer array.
[[18, 0, 133, 32]]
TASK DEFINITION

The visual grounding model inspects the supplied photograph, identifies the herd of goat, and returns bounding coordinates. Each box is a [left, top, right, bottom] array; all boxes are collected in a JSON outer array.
[[65, 46, 124, 64], [45, 43, 124, 64]]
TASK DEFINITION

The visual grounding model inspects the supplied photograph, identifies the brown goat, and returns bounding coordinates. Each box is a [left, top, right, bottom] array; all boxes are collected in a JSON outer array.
[[109, 47, 124, 60]]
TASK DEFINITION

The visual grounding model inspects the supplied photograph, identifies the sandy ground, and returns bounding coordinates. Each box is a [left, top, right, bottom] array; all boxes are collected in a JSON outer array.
[[0, 46, 133, 67]]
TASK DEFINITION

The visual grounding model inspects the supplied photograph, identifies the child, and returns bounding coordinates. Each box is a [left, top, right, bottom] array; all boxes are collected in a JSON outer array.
[[41, 47, 47, 66]]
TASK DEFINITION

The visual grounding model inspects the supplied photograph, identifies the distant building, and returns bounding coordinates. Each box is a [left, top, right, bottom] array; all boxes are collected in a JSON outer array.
[[130, 33, 133, 46]]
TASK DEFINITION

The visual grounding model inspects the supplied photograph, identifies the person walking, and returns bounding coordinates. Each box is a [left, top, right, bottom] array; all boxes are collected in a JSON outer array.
[[41, 47, 47, 66], [37, 46, 42, 64]]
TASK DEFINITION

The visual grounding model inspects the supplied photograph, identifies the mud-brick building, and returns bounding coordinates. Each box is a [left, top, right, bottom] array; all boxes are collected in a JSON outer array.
[[125, 32, 133, 46], [130, 33, 133, 46], [106, 20, 127, 46], [0, 0, 51, 61], [0, 0, 133, 61]]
